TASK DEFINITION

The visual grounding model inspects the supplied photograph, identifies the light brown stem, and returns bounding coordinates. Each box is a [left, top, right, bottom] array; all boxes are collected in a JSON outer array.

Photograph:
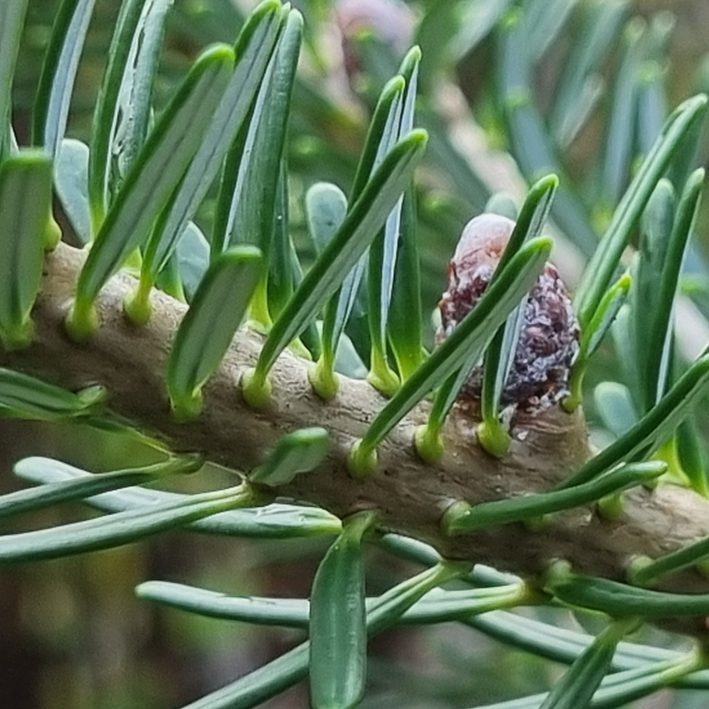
[[5, 244, 709, 632]]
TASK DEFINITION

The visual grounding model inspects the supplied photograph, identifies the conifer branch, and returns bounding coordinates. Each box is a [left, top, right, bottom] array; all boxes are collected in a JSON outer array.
[[5, 243, 709, 634]]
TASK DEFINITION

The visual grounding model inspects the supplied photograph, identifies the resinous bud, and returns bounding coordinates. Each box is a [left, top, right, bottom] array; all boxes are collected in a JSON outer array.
[[437, 214, 580, 413]]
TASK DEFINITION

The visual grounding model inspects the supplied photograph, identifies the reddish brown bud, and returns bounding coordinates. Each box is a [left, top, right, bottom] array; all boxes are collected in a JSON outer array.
[[437, 214, 580, 413]]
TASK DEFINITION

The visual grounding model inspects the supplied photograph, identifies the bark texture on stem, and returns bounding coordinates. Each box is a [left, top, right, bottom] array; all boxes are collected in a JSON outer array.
[[5, 244, 709, 624]]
